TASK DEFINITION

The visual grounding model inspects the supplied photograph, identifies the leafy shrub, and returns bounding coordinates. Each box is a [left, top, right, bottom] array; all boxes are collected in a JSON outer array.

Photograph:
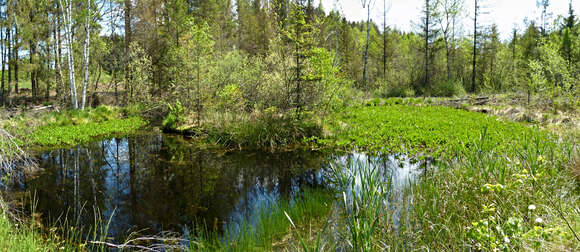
[[162, 101, 184, 130], [431, 80, 466, 97], [217, 84, 246, 112], [204, 108, 322, 149], [377, 83, 415, 98]]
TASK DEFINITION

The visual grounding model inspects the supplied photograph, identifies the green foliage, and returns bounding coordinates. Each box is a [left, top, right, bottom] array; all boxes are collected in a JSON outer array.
[[527, 40, 575, 101], [32, 117, 146, 147], [217, 84, 245, 112], [204, 109, 322, 149], [0, 211, 53, 251], [163, 101, 184, 130], [320, 105, 552, 158], [431, 79, 466, 97], [127, 42, 154, 104]]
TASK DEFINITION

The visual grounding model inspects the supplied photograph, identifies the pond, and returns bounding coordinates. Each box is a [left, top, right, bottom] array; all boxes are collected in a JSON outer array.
[[15, 131, 430, 244]]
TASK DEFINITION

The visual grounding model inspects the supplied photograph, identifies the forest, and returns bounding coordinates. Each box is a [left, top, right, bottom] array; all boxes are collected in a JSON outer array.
[[0, 0, 578, 251]]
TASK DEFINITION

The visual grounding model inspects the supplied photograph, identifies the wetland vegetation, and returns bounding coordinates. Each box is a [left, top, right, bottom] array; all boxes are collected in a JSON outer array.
[[0, 0, 579, 251]]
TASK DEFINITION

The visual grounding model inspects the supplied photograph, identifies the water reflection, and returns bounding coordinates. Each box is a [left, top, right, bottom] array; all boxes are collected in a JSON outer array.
[[29, 132, 328, 241], [22, 133, 430, 243]]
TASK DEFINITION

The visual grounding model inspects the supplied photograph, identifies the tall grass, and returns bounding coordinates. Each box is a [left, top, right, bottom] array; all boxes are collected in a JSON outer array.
[[407, 129, 579, 250], [195, 110, 322, 150], [188, 188, 335, 251]]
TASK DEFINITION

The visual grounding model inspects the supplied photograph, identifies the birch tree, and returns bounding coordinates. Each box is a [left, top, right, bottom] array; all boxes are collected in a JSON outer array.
[[81, 0, 90, 109], [60, 0, 77, 108], [471, 0, 479, 92]]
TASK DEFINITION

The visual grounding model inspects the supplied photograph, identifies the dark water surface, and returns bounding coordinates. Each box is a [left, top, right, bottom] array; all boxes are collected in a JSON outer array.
[[26, 132, 330, 241], [18, 131, 428, 243]]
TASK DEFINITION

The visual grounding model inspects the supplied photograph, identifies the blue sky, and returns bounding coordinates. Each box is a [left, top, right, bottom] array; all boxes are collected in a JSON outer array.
[[320, 0, 579, 40]]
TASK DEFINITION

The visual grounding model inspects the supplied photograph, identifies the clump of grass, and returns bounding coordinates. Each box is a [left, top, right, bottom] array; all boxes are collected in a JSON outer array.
[[189, 188, 335, 251], [0, 211, 52, 251], [329, 159, 390, 250], [174, 109, 323, 150]]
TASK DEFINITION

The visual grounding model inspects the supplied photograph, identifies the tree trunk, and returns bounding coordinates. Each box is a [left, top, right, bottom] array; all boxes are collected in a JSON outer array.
[[1, 24, 5, 105], [295, 21, 302, 118], [30, 39, 36, 99], [197, 54, 201, 127], [124, 0, 132, 102], [425, 0, 430, 89], [7, 28, 11, 97], [62, 0, 78, 109], [54, 3, 66, 101], [30, 8, 36, 99], [383, 0, 387, 78], [445, 38, 451, 81], [362, 4, 370, 88], [45, 56, 50, 101], [81, 0, 90, 110], [14, 25, 18, 95], [471, 0, 478, 93]]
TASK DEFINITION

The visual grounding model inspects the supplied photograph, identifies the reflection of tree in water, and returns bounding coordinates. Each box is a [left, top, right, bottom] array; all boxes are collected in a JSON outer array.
[[29, 133, 329, 242]]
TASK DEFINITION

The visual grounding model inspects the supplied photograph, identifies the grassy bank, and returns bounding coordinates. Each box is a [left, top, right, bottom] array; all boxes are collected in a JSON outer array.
[[1, 105, 147, 148], [184, 188, 335, 251], [316, 105, 579, 250], [163, 108, 322, 150]]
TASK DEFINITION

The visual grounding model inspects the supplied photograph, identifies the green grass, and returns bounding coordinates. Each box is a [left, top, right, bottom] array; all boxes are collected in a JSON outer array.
[[2, 105, 147, 148], [30, 116, 146, 146], [0, 212, 52, 251], [319, 104, 553, 158], [166, 109, 322, 150], [189, 188, 335, 251], [315, 104, 579, 250]]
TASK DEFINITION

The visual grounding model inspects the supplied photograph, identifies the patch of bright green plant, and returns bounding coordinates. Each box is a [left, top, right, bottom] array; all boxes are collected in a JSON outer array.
[[30, 117, 146, 147], [319, 105, 552, 158], [2, 105, 148, 148], [162, 101, 184, 130]]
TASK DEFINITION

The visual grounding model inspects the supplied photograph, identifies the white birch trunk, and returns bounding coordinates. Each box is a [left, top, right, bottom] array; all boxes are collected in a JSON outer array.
[[61, 0, 77, 109], [81, 0, 90, 110]]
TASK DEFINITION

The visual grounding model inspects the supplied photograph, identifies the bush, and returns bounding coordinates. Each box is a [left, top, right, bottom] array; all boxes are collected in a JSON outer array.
[[162, 101, 184, 130], [431, 80, 466, 97], [204, 108, 322, 149], [376, 83, 416, 98]]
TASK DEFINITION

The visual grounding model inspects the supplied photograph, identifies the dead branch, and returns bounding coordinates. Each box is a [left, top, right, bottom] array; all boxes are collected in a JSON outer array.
[[0, 129, 38, 185]]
